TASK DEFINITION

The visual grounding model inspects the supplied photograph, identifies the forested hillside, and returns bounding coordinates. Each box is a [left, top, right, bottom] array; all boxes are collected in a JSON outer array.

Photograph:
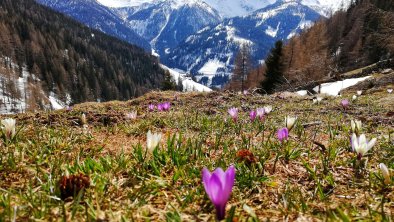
[[283, 0, 393, 83], [247, 0, 394, 91], [0, 0, 164, 107]]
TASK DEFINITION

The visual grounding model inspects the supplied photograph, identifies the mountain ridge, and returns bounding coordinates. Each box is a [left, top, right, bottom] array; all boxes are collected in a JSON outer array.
[[162, 0, 322, 87]]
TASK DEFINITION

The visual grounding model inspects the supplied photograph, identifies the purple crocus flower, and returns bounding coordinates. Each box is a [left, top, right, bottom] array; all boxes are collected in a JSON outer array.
[[162, 102, 171, 111], [157, 103, 164, 111], [148, 104, 155, 112], [341, 99, 349, 109], [202, 165, 235, 220], [256, 108, 265, 121], [277, 127, 289, 142], [249, 110, 257, 122], [228, 108, 238, 122]]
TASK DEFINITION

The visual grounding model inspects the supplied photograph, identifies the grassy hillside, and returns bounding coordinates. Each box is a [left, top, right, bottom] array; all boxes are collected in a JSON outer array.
[[0, 79, 393, 220]]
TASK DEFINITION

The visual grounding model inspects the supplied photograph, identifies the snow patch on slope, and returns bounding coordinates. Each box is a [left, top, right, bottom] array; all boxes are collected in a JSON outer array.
[[160, 65, 212, 92], [198, 59, 226, 76], [265, 22, 280, 37], [225, 26, 253, 45]]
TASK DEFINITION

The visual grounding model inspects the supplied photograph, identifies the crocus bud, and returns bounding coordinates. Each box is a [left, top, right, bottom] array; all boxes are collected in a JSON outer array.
[[264, 106, 272, 114], [350, 120, 362, 134], [379, 163, 391, 185], [316, 96, 323, 104], [285, 116, 297, 131], [146, 130, 162, 152], [357, 90, 362, 96], [277, 128, 289, 142], [249, 110, 257, 122], [256, 108, 265, 121], [228, 108, 238, 122], [81, 113, 87, 125], [1, 118, 16, 141], [341, 99, 349, 109], [388, 89, 393, 94], [148, 104, 155, 112], [125, 111, 137, 120], [157, 103, 164, 111], [162, 102, 171, 111], [352, 95, 357, 101]]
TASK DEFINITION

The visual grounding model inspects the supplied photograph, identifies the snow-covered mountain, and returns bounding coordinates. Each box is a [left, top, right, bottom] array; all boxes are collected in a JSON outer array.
[[36, 0, 151, 50], [113, 0, 221, 56], [162, 0, 322, 87], [97, 0, 348, 17]]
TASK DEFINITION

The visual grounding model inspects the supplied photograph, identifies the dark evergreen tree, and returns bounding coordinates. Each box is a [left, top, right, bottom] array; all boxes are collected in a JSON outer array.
[[176, 76, 184, 92], [161, 70, 177, 91], [260, 41, 284, 94]]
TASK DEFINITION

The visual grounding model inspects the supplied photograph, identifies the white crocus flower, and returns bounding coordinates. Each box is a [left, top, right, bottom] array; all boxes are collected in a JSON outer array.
[[285, 116, 297, 130], [357, 90, 362, 96], [1, 118, 16, 140], [351, 120, 362, 134], [125, 111, 137, 120], [379, 163, 391, 185], [352, 95, 357, 101], [316, 96, 323, 104], [312, 98, 317, 104], [351, 133, 376, 157], [264, 106, 273, 114], [81, 113, 87, 125], [146, 130, 162, 152], [256, 108, 265, 120], [388, 88, 393, 94]]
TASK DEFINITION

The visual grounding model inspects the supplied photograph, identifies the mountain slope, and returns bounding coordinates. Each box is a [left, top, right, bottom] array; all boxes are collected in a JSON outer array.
[[0, 0, 164, 112], [35, 0, 151, 50], [279, 0, 394, 88], [114, 0, 221, 56], [163, 0, 322, 87]]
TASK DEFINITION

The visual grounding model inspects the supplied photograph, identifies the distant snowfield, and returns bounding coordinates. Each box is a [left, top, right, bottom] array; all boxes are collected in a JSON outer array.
[[296, 75, 372, 96]]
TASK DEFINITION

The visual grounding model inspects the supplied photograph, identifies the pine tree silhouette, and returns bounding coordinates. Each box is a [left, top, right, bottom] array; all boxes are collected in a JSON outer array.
[[260, 41, 284, 94]]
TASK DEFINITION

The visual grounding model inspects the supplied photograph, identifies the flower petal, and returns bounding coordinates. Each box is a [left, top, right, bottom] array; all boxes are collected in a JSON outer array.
[[208, 173, 224, 205], [202, 168, 212, 198], [366, 138, 377, 152], [223, 165, 235, 200], [351, 133, 358, 151], [212, 167, 226, 184]]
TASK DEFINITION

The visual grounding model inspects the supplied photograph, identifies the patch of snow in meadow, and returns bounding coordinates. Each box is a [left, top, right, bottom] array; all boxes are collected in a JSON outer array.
[[296, 76, 372, 96], [315, 76, 371, 96]]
